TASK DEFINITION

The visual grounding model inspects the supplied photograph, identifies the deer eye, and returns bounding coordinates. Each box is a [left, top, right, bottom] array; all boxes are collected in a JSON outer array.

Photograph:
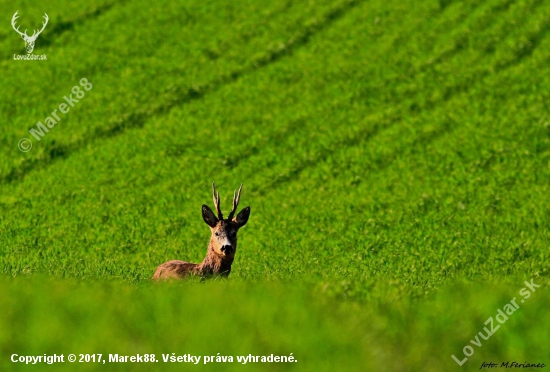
[[215, 232, 219, 236]]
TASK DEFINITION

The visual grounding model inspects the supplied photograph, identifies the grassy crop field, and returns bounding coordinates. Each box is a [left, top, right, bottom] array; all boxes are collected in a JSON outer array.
[[1, 0, 549, 370]]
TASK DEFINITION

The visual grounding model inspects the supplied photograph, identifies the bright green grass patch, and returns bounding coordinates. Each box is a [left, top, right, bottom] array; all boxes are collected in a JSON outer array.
[[0, 277, 548, 371]]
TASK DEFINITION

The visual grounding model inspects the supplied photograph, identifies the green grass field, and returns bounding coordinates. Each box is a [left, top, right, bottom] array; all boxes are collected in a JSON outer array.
[[1, 0, 549, 370]]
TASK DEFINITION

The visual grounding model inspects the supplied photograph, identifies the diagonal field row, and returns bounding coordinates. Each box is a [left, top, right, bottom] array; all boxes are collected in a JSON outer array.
[[0, 0, 355, 179], [2, 0, 547, 186]]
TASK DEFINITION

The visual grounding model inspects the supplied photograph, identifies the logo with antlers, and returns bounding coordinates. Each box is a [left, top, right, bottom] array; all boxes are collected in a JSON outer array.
[[11, 11, 49, 54]]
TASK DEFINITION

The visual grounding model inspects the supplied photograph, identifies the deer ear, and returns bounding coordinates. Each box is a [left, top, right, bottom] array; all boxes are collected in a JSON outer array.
[[202, 204, 218, 227], [233, 206, 250, 228]]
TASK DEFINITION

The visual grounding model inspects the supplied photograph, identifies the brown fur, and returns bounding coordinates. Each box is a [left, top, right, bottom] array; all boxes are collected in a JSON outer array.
[[152, 183, 250, 281], [152, 228, 236, 280]]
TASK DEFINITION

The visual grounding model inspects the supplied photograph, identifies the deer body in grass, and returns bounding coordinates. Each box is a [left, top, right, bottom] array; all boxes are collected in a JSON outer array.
[[152, 183, 250, 280]]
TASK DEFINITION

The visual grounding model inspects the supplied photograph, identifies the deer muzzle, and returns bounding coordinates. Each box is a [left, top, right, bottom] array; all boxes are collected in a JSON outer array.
[[220, 244, 233, 255]]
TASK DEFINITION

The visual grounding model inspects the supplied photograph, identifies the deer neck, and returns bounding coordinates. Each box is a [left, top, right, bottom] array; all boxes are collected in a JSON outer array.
[[198, 241, 233, 276]]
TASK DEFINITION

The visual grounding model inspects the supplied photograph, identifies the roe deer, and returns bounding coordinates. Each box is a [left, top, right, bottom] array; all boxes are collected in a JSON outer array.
[[152, 182, 250, 280]]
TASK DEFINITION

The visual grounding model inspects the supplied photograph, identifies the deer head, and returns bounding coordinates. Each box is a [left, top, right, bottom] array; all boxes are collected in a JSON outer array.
[[11, 11, 49, 54], [201, 182, 250, 262]]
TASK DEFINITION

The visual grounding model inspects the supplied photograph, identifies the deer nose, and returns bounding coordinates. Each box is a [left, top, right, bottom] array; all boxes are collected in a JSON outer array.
[[221, 245, 233, 255]]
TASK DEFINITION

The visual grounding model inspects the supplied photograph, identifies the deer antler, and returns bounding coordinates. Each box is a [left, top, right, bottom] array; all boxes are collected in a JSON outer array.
[[227, 184, 243, 220], [11, 12, 48, 40], [212, 182, 223, 220], [30, 13, 49, 39], [11, 11, 27, 38]]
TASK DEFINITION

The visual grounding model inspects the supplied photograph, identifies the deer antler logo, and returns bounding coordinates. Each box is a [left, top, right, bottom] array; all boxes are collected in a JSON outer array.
[[11, 11, 49, 54]]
